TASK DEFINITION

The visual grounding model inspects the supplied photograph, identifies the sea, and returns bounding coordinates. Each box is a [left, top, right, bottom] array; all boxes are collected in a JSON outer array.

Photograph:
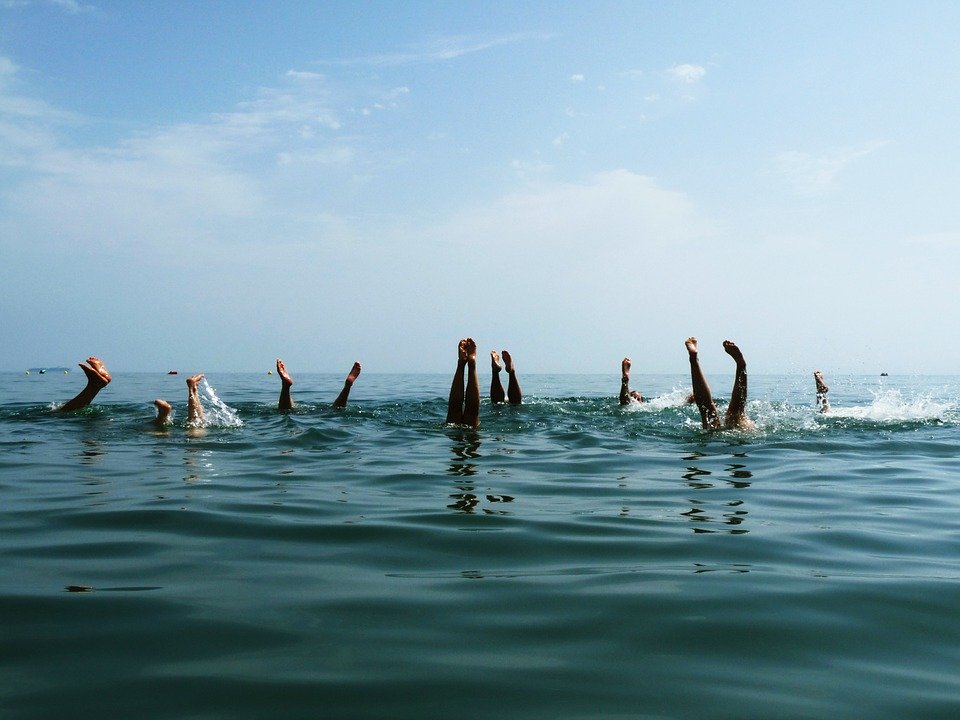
[[2, 370, 959, 720]]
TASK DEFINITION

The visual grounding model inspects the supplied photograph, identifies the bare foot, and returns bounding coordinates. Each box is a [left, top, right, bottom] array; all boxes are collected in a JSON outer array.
[[814, 370, 829, 394], [502, 350, 515, 374], [276, 359, 293, 386], [491, 351, 502, 371], [79, 357, 111, 388], [622, 357, 631, 377], [153, 399, 172, 424], [457, 338, 469, 364], [463, 338, 477, 364], [722, 340, 745, 367], [345, 361, 361, 385], [186, 374, 204, 392], [685, 337, 699, 357]]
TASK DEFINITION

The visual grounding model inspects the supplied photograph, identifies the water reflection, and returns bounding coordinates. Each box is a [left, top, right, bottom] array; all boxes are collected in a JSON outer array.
[[447, 431, 480, 477], [680, 451, 753, 534], [445, 431, 514, 514], [182, 445, 215, 483], [77, 437, 106, 465]]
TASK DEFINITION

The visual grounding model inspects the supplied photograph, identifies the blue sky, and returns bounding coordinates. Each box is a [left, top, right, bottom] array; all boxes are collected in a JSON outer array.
[[2, 1, 959, 375]]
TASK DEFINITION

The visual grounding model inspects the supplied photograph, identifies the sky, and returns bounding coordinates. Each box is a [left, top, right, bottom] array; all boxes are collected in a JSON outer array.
[[2, 1, 959, 375]]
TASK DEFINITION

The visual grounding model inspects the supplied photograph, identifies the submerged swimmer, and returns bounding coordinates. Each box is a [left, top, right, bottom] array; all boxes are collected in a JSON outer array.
[[152, 373, 205, 427], [57, 357, 112, 412], [490, 350, 522, 405], [446, 338, 480, 428], [153, 374, 228, 430], [814, 370, 830, 413], [619, 357, 694, 406], [275, 358, 362, 411], [685, 337, 754, 430], [619, 357, 644, 404]]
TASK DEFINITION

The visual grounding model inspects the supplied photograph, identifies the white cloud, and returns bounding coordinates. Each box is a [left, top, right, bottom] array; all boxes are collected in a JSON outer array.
[[552, 132, 568, 146], [443, 169, 712, 257], [570, 73, 584, 83], [668, 64, 706, 83], [774, 140, 888, 195]]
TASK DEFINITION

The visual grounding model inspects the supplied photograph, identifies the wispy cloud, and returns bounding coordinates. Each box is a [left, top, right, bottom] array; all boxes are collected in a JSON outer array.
[[319, 32, 553, 67], [1, 0, 94, 12], [0, 55, 19, 84], [50, 0, 93, 12], [667, 63, 706, 83], [907, 231, 960, 248], [0, 62, 402, 250], [570, 73, 584, 83], [774, 140, 888, 195]]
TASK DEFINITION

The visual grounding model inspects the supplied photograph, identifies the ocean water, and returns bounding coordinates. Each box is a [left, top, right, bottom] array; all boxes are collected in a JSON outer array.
[[2, 370, 960, 719]]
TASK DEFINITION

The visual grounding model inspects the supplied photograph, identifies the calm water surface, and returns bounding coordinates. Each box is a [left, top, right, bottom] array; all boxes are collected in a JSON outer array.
[[2, 371, 959, 719]]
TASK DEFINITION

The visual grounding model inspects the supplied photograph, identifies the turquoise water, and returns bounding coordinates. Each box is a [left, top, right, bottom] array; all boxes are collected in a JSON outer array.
[[2, 371, 960, 719]]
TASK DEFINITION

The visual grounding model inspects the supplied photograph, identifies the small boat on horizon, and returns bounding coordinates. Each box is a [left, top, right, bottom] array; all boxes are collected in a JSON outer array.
[[167, 370, 178, 375]]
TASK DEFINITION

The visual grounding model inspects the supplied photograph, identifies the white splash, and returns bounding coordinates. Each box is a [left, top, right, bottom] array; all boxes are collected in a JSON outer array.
[[638, 386, 694, 412], [199, 378, 243, 427], [827, 389, 950, 422]]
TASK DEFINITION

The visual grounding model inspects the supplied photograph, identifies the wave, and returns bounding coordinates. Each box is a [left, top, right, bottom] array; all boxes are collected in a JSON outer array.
[[2, 387, 956, 439]]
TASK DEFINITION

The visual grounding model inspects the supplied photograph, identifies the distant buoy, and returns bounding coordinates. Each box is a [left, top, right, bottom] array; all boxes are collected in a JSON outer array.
[[267, 370, 273, 375]]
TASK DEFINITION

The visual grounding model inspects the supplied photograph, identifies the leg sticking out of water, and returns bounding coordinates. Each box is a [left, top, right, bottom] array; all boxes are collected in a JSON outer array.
[[502, 350, 522, 405], [462, 339, 480, 427], [490, 351, 506, 404], [620, 357, 644, 404], [277, 358, 294, 411], [814, 370, 830, 413], [333, 361, 361, 408], [685, 337, 721, 430], [722, 340, 754, 430], [446, 339, 468, 425], [58, 357, 112, 412], [186, 374, 205, 426], [153, 399, 172, 426], [446, 338, 479, 428]]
